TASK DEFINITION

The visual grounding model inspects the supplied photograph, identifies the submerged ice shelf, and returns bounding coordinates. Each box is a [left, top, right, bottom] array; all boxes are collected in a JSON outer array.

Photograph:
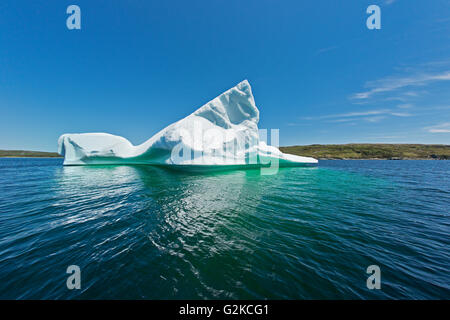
[[58, 80, 318, 169]]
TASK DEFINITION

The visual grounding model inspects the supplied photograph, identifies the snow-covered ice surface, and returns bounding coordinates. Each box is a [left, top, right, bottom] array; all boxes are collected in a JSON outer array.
[[58, 80, 318, 170]]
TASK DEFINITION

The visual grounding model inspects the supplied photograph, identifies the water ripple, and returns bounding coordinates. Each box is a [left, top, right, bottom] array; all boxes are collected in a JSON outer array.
[[0, 159, 449, 299]]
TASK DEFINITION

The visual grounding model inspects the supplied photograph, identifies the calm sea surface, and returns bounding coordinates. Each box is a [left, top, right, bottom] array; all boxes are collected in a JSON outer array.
[[0, 158, 448, 299]]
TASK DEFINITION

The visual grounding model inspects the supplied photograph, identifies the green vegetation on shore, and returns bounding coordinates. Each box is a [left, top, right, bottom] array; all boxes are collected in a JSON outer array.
[[1, 144, 449, 159], [280, 144, 450, 160], [0, 150, 62, 158]]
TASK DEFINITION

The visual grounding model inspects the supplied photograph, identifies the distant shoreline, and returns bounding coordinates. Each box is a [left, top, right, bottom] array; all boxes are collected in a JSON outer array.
[[280, 144, 450, 160], [0, 156, 63, 159], [0, 150, 62, 158], [1, 143, 449, 160]]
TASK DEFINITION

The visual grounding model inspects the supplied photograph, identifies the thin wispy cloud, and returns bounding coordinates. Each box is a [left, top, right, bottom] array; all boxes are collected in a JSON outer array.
[[424, 122, 450, 133], [327, 118, 359, 123], [404, 91, 419, 97], [390, 112, 412, 117], [364, 116, 387, 123], [351, 71, 450, 100], [316, 45, 339, 55], [397, 104, 413, 109], [302, 109, 412, 122]]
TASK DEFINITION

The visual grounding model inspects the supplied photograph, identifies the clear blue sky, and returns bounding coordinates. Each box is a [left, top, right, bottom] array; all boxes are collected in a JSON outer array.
[[0, 0, 449, 151]]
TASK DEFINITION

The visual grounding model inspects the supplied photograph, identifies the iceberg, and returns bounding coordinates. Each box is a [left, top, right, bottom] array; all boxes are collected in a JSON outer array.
[[58, 80, 318, 171]]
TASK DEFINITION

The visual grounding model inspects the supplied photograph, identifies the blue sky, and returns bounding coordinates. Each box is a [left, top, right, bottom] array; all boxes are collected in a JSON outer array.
[[0, 0, 449, 151]]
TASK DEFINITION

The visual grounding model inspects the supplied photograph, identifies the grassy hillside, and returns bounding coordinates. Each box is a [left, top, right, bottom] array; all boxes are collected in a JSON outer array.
[[0, 150, 61, 158], [280, 144, 450, 160]]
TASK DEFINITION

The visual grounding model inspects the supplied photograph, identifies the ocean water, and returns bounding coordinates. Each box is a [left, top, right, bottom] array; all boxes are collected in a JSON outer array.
[[0, 158, 448, 299]]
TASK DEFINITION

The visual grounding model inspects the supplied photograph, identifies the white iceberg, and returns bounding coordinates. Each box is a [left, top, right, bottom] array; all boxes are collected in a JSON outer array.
[[58, 80, 317, 171]]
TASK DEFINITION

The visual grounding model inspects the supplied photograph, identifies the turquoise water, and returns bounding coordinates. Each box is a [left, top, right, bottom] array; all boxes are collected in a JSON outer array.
[[0, 158, 448, 299]]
